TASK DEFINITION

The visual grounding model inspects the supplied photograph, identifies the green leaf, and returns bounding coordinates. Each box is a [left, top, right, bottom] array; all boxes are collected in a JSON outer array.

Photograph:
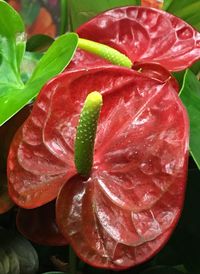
[[179, 69, 200, 170], [68, 0, 141, 30], [26, 34, 54, 52], [26, 32, 78, 89], [0, 247, 20, 274], [163, 0, 174, 10], [0, 0, 25, 84], [190, 61, 200, 75], [167, 0, 200, 31], [0, 32, 78, 126], [0, 227, 39, 274]]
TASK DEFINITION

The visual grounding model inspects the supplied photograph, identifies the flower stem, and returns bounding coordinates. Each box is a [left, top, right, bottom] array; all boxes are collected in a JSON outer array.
[[78, 38, 133, 68], [74, 91, 103, 178]]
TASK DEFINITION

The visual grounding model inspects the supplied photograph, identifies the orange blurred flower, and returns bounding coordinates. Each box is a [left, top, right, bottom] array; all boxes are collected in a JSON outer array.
[[27, 7, 56, 37], [8, 0, 56, 37], [141, 0, 164, 9]]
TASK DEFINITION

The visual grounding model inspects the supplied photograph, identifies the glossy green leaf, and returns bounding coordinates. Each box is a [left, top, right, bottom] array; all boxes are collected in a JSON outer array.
[[26, 32, 78, 88], [167, 0, 200, 31], [0, 227, 39, 274], [190, 61, 200, 75], [26, 34, 54, 52], [179, 69, 200, 170], [68, 0, 141, 30], [0, 0, 25, 84], [0, 32, 78, 126], [0, 247, 20, 274]]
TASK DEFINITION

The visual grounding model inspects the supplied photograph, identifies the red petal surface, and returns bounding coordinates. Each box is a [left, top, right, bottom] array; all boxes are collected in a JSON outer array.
[[8, 65, 188, 268], [8, 66, 178, 209], [69, 6, 200, 71], [52, 67, 187, 268], [17, 201, 68, 246]]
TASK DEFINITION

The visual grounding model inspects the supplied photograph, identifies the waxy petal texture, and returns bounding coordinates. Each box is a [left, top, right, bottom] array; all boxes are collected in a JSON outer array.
[[8, 66, 188, 268], [69, 6, 200, 71]]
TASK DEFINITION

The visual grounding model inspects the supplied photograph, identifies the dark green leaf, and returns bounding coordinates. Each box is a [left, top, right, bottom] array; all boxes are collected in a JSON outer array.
[[190, 61, 200, 75], [68, 0, 141, 30], [2, 247, 20, 274], [0, 248, 10, 274], [179, 69, 200, 170], [0, 227, 39, 274], [26, 35, 54, 52], [173, 70, 185, 87], [163, 0, 174, 10]]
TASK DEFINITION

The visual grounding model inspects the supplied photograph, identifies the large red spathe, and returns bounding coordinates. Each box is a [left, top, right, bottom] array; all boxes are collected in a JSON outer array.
[[69, 6, 200, 71], [8, 65, 188, 268]]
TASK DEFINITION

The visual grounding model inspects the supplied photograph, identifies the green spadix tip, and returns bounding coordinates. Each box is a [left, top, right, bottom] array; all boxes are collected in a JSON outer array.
[[84, 91, 103, 108], [74, 91, 103, 178], [78, 38, 133, 68]]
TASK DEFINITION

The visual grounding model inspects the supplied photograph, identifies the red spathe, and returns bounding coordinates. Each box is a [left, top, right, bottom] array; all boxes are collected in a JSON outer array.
[[7, 65, 188, 268]]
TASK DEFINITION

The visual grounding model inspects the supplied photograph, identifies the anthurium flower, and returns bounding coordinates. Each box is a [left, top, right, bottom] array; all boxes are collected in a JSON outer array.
[[7, 5, 199, 269], [69, 6, 200, 72], [8, 65, 188, 268]]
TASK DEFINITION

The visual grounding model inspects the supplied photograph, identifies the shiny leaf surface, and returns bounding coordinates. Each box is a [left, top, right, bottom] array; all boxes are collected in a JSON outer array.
[[180, 69, 200, 169], [0, 227, 39, 274], [70, 6, 200, 72], [0, 32, 78, 125]]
